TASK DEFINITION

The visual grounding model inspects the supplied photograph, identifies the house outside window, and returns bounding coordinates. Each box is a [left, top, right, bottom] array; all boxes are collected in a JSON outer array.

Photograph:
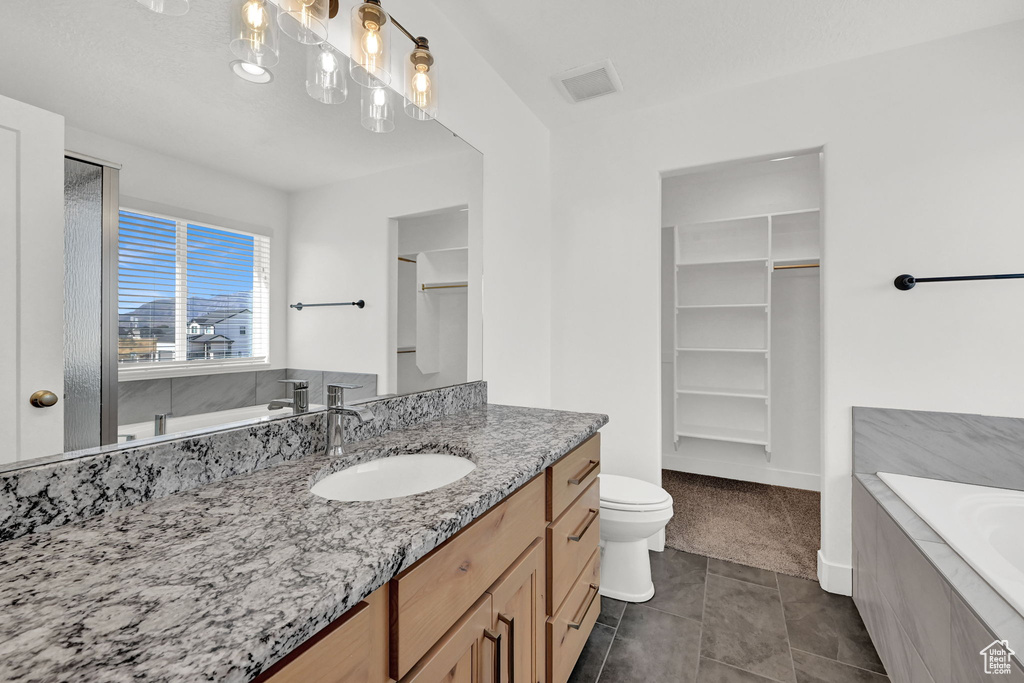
[[117, 209, 270, 372]]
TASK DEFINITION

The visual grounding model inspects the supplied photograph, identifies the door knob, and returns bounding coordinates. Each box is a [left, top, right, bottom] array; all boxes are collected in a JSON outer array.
[[29, 390, 59, 408]]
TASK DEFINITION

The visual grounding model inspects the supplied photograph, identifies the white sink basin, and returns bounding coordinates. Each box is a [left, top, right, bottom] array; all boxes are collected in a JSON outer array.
[[311, 453, 476, 502]]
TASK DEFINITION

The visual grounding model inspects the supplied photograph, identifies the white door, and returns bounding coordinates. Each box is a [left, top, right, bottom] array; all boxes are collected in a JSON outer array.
[[0, 94, 65, 464]]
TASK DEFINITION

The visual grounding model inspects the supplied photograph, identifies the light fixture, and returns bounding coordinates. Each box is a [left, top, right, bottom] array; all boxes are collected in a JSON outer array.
[[231, 60, 274, 84], [350, 0, 391, 86], [307, 44, 348, 104], [361, 86, 394, 133], [404, 37, 437, 121], [230, 0, 279, 68], [277, 0, 329, 45], [136, 0, 189, 16]]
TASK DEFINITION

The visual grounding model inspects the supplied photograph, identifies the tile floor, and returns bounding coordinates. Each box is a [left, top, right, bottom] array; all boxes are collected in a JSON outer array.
[[569, 548, 888, 683]]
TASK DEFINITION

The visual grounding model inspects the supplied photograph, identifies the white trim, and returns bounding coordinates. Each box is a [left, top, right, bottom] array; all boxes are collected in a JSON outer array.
[[817, 549, 852, 596], [663, 452, 820, 491], [119, 358, 272, 381]]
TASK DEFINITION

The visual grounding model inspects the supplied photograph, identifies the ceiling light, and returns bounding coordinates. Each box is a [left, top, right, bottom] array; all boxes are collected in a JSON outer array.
[[350, 0, 392, 86], [361, 86, 395, 134], [230, 0, 279, 67], [136, 0, 190, 16], [307, 44, 348, 104], [231, 60, 274, 84], [277, 0, 329, 45]]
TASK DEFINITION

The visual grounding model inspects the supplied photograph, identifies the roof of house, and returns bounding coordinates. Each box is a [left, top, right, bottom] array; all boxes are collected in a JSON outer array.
[[187, 334, 234, 343]]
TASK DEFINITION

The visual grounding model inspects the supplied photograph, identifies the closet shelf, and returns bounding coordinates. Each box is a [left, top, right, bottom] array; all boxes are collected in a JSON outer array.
[[676, 387, 767, 400], [773, 256, 820, 268], [675, 425, 769, 447], [679, 208, 819, 227], [676, 257, 768, 268], [676, 303, 767, 310], [676, 347, 768, 354]]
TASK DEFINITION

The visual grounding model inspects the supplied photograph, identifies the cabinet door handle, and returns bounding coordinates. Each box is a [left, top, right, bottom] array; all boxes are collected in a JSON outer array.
[[568, 509, 599, 542], [497, 613, 514, 683], [568, 460, 599, 485], [568, 584, 600, 630], [484, 629, 502, 683]]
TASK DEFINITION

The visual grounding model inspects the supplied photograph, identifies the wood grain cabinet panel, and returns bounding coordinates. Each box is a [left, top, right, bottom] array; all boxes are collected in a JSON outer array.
[[546, 548, 601, 683], [546, 435, 600, 522], [546, 480, 600, 614], [487, 539, 546, 683], [255, 585, 389, 683], [399, 595, 497, 683], [391, 476, 546, 680]]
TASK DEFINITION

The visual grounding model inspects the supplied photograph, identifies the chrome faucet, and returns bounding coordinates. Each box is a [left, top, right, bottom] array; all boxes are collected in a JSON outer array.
[[154, 413, 172, 436], [268, 379, 310, 415], [326, 383, 375, 455]]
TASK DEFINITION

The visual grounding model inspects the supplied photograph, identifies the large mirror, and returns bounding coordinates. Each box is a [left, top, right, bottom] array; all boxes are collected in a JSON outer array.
[[0, 0, 483, 467]]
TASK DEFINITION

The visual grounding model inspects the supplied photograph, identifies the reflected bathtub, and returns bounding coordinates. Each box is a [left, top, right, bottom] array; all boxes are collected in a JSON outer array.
[[878, 472, 1024, 615], [117, 403, 326, 442]]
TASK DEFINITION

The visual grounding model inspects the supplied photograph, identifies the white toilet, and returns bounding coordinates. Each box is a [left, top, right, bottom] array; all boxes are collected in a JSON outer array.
[[598, 474, 674, 602]]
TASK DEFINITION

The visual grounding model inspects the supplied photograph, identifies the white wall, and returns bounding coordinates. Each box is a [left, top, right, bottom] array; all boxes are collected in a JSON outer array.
[[550, 20, 1024, 594], [325, 0, 553, 408], [64, 126, 292, 370], [286, 152, 481, 395]]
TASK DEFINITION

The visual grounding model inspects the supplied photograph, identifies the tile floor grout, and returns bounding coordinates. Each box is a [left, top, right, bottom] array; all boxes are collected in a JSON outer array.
[[571, 548, 888, 683]]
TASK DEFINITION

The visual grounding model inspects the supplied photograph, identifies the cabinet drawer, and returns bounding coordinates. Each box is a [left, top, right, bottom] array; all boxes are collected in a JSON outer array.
[[390, 475, 546, 680], [546, 434, 600, 522], [547, 548, 601, 683], [546, 479, 600, 614], [256, 585, 389, 683]]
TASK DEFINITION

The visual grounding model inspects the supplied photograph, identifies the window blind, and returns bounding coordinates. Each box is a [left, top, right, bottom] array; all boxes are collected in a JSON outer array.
[[117, 209, 270, 368]]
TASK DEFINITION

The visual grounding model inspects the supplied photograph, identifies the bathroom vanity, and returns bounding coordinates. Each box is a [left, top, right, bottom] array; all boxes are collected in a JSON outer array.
[[0, 387, 607, 683]]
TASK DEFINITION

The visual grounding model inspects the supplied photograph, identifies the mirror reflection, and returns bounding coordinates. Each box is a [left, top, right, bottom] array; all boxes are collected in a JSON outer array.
[[0, 0, 482, 466]]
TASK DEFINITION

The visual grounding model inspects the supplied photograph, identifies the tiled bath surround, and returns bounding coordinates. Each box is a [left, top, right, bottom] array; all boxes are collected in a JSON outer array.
[[853, 406, 1024, 681], [0, 381, 485, 542], [118, 368, 379, 424]]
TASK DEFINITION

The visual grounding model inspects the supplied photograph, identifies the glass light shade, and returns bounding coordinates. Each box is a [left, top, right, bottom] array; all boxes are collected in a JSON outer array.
[[277, 0, 329, 45], [350, 2, 391, 87], [361, 86, 395, 133], [307, 44, 348, 104], [230, 0, 279, 68], [404, 46, 437, 121], [136, 0, 190, 16]]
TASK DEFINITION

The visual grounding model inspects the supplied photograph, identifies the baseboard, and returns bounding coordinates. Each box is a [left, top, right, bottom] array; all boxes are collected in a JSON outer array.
[[817, 549, 852, 596], [663, 453, 821, 491], [647, 528, 666, 552]]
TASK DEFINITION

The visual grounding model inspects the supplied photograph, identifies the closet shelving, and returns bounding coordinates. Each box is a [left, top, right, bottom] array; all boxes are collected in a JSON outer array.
[[672, 208, 819, 461]]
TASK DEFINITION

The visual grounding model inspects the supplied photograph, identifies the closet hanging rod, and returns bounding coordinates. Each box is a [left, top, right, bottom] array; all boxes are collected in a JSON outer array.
[[421, 283, 468, 291], [290, 300, 365, 311], [773, 263, 820, 270], [894, 272, 1024, 291]]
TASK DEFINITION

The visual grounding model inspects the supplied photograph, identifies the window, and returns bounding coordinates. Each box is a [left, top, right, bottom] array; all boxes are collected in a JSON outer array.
[[117, 209, 270, 370]]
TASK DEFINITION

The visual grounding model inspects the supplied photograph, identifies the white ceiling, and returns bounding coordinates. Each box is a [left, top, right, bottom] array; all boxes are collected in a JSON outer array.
[[0, 0, 475, 192], [431, 0, 1024, 128]]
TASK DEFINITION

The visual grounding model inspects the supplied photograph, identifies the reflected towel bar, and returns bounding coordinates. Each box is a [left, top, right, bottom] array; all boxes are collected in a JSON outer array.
[[894, 273, 1024, 291], [290, 300, 365, 310]]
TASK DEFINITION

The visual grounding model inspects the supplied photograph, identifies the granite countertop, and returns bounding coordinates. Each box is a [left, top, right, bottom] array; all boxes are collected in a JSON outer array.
[[0, 404, 608, 683]]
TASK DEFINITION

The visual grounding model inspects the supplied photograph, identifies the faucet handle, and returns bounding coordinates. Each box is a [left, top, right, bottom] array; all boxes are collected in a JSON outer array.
[[278, 379, 309, 389], [327, 383, 362, 408]]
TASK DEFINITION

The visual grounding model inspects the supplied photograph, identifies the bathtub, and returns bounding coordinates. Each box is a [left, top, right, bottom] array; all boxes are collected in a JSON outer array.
[[118, 403, 326, 442], [878, 472, 1024, 615]]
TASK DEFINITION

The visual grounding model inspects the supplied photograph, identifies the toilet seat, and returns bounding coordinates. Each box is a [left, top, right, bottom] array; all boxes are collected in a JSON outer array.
[[599, 474, 672, 512]]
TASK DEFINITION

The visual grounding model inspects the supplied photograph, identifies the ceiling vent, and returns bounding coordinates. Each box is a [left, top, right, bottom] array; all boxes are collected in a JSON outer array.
[[553, 59, 622, 104]]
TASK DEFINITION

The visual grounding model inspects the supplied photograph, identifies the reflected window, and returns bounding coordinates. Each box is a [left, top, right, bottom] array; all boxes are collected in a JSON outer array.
[[117, 209, 270, 368]]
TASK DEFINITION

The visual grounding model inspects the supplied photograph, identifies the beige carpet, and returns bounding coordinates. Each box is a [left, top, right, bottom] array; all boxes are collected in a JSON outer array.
[[661, 470, 820, 581]]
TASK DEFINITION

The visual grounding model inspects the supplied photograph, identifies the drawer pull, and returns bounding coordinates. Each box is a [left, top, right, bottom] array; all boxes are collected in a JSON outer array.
[[568, 584, 600, 630], [484, 629, 502, 683], [497, 613, 514, 683], [568, 460, 599, 486], [569, 508, 599, 542]]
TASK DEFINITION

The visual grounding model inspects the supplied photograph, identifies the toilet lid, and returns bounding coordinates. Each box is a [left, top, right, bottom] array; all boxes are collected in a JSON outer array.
[[599, 474, 671, 507]]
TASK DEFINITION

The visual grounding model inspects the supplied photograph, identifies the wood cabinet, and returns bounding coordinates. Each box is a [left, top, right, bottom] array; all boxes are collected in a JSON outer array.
[[400, 595, 497, 683], [255, 434, 601, 683], [487, 539, 546, 683]]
